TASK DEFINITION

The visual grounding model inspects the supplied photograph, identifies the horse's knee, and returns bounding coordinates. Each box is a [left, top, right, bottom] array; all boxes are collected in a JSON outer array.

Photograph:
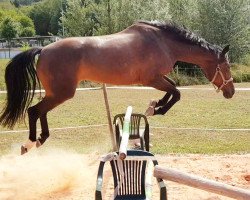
[[164, 76, 176, 87]]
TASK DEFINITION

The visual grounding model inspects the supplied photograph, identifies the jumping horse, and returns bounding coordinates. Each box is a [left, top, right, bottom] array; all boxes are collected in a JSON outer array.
[[0, 21, 235, 154]]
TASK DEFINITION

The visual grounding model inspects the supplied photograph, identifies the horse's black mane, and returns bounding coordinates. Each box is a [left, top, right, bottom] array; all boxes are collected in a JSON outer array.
[[138, 20, 222, 54]]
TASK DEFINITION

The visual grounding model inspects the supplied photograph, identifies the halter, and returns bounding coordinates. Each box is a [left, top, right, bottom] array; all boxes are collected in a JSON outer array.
[[211, 65, 233, 92]]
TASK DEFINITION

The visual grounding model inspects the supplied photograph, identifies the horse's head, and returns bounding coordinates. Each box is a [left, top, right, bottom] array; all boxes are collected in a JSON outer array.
[[204, 45, 235, 99]]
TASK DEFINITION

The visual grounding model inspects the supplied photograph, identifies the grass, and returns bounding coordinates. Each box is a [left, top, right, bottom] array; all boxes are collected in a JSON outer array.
[[0, 59, 9, 90], [152, 129, 250, 154], [0, 83, 250, 155]]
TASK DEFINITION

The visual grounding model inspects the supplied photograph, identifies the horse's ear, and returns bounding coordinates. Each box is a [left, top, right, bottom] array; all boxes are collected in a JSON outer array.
[[221, 45, 230, 56]]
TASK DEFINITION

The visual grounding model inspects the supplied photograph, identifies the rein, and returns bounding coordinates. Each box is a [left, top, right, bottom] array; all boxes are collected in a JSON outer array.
[[211, 65, 233, 92]]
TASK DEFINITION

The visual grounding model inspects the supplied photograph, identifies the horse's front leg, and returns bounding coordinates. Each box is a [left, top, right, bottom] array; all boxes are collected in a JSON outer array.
[[148, 76, 177, 108], [145, 75, 180, 116], [154, 89, 180, 115]]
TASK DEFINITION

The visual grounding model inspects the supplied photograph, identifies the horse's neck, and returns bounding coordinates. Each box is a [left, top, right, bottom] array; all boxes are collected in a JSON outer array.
[[173, 43, 218, 68]]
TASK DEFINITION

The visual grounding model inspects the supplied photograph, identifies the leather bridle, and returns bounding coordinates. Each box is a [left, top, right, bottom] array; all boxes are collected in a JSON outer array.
[[211, 65, 233, 92]]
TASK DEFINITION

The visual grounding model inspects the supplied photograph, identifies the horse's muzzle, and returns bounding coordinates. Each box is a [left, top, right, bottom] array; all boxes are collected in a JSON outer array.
[[223, 88, 235, 99]]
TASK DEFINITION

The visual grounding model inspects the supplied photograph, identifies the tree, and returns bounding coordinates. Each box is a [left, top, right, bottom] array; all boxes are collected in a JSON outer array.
[[197, 0, 250, 62], [61, 0, 100, 37], [168, 0, 198, 29], [0, 9, 35, 37], [18, 15, 35, 36], [18, 15, 34, 28], [29, 2, 52, 35], [0, 17, 18, 40], [0, 9, 35, 31], [106, 0, 170, 34], [62, 0, 171, 37], [10, 0, 42, 6], [10, 0, 20, 8], [30, 0, 65, 35], [0, 17, 18, 57], [19, 26, 35, 36]]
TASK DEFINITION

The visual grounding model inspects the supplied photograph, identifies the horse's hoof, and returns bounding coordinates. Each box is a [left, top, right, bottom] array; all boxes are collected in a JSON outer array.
[[21, 145, 28, 155], [36, 140, 42, 148], [149, 100, 157, 108], [134, 142, 141, 147], [145, 106, 154, 116], [21, 140, 36, 155]]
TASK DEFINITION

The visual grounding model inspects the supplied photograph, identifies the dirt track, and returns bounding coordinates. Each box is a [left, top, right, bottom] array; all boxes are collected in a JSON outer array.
[[0, 149, 249, 200]]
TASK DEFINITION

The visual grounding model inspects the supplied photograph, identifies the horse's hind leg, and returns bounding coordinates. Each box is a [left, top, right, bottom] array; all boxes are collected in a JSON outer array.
[[21, 93, 74, 154], [21, 105, 40, 154], [36, 113, 49, 147], [145, 75, 180, 116]]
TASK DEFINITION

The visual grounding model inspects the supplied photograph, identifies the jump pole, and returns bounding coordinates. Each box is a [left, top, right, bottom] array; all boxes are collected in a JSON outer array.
[[119, 106, 133, 160], [154, 166, 250, 200], [102, 84, 116, 151]]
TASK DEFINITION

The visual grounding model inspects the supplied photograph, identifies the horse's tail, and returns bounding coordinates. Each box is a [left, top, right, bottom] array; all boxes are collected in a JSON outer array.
[[0, 48, 42, 128]]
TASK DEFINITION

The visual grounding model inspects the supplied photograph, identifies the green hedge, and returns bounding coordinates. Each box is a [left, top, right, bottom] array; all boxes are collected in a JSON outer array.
[[169, 63, 250, 86], [169, 72, 208, 86], [231, 64, 250, 83]]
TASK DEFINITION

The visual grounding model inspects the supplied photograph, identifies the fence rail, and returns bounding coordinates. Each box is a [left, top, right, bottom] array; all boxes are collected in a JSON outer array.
[[154, 166, 250, 200]]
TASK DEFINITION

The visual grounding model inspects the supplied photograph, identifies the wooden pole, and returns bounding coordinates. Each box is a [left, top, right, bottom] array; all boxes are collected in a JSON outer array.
[[154, 166, 250, 200], [119, 106, 132, 160], [102, 84, 116, 151]]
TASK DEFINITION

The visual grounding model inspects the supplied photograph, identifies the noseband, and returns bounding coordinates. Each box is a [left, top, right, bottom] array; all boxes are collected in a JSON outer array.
[[211, 65, 233, 92]]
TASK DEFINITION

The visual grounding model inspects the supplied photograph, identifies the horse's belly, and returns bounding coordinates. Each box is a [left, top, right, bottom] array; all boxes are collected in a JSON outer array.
[[86, 72, 139, 85], [78, 65, 140, 85]]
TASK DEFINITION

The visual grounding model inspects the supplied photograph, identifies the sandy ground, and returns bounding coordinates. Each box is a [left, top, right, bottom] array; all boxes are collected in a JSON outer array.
[[0, 149, 249, 200]]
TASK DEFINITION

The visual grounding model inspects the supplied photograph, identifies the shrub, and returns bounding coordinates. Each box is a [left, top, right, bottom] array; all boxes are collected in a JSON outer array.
[[169, 72, 208, 86], [19, 26, 35, 37], [231, 64, 250, 82]]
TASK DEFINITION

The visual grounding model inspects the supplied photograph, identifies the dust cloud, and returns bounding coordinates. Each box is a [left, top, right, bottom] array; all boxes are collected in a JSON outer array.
[[0, 147, 97, 200]]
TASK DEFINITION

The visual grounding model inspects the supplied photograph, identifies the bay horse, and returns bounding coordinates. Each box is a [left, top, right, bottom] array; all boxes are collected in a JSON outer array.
[[0, 21, 235, 154]]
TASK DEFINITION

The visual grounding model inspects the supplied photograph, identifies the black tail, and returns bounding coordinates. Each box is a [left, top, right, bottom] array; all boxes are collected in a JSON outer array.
[[0, 48, 42, 128]]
